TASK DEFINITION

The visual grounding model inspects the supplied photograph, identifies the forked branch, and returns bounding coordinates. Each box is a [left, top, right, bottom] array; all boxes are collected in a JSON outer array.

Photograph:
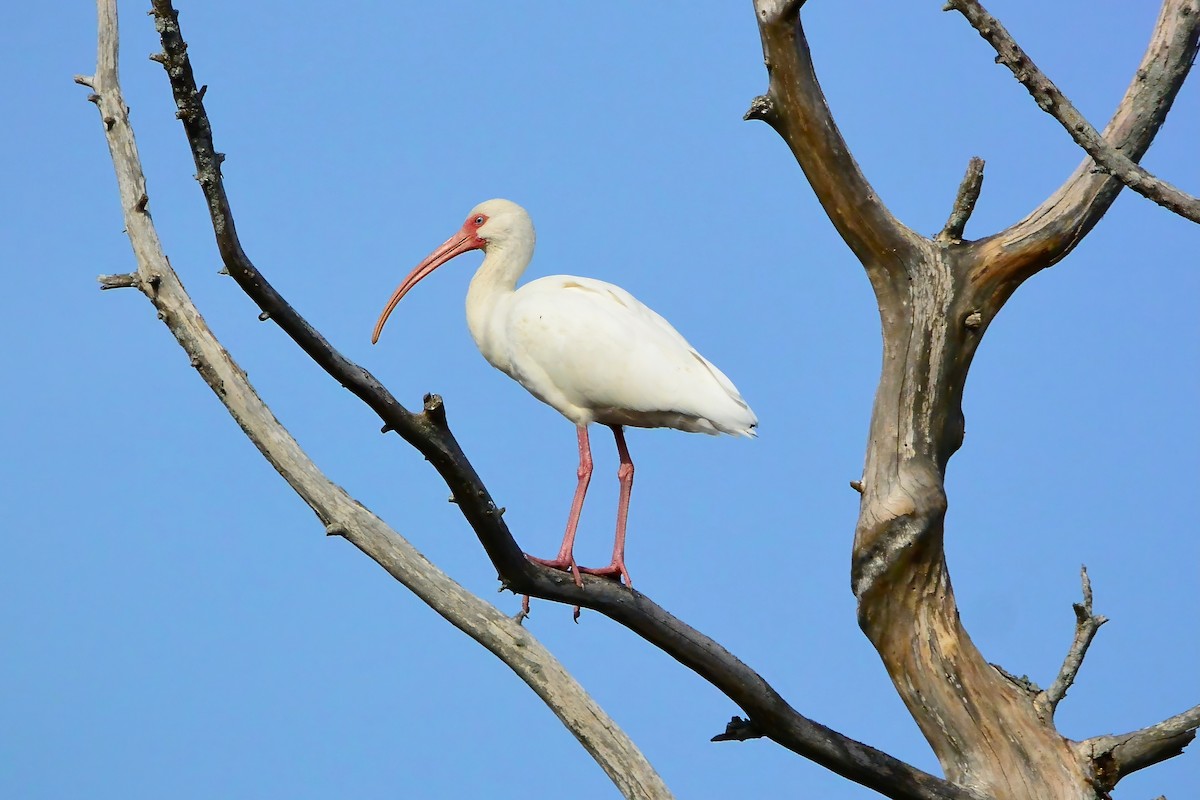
[[947, 0, 1200, 224]]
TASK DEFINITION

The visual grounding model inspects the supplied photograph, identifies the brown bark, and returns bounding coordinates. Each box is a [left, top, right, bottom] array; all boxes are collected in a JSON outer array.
[[750, 1, 1199, 798]]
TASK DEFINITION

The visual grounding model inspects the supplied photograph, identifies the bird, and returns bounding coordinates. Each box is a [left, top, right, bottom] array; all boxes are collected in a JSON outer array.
[[371, 199, 756, 587]]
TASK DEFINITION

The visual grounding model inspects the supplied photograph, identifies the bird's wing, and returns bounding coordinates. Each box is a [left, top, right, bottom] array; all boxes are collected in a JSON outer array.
[[502, 275, 757, 435]]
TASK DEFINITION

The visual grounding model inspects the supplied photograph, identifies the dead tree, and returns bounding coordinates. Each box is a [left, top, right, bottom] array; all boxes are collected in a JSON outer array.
[[78, 1, 1197, 798]]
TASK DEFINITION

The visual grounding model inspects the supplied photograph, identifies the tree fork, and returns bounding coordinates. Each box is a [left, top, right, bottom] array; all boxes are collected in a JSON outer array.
[[852, 241, 1091, 798]]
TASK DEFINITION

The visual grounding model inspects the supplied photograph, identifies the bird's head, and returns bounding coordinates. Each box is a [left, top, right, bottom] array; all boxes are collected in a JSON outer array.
[[371, 199, 533, 344], [466, 198, 532, 249]]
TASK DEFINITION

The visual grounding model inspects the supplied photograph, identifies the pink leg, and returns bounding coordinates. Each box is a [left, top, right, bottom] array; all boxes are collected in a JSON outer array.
[[579, 425, 634, 586], [527, 425, 592, 586]]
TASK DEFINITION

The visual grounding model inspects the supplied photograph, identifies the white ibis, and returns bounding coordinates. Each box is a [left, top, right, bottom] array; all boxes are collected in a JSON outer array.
[[372, 199, 756, 587]]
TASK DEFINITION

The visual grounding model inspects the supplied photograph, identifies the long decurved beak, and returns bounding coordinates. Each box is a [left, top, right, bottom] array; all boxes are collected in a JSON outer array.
[[371, 230, 482, 344]]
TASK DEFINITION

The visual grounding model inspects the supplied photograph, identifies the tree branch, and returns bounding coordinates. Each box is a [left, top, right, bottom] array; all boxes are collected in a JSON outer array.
[[81, 3, 669, 799], [132, 3, 979, 799], [1036, 565, 1108, 719], [1084, 705, 1200, 792], [947, 0, 1200, 224], [749, 1, 923, 298], [936, 157, 985, 243], [966, 0, 1199, 290]]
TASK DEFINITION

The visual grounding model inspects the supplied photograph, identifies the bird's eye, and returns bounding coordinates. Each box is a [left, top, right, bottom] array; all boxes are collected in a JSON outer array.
[[474, 216, 485, 226]]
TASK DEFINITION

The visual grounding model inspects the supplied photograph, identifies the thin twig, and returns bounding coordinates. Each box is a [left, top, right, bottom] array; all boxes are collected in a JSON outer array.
[[937, 157, 985, 243], [1037, 565, 1108, 718], [947, 0, 1200, 224]]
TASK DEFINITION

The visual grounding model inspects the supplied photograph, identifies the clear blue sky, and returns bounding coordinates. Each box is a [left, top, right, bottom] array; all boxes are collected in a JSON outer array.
[[3, 2, 1197, 798]]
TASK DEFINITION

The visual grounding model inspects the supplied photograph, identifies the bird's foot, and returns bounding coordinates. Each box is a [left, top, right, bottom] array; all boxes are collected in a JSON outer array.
[[525, 554, 632, 588], [515, 594, 532, 623], [578, 561, 632, 587], [525, 554, 583, 587]]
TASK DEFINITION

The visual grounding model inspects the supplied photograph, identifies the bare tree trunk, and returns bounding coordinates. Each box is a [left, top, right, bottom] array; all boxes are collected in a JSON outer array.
[[750, 1, 1200, 798], [849, 235, 1093, 798]]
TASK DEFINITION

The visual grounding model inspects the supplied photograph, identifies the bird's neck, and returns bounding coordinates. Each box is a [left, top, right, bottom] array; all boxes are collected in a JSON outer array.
[[465, 236, 533, 368]]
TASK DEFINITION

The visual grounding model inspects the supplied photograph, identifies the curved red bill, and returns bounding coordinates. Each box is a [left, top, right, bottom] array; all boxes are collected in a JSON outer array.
[[371, 229, 483, 344]]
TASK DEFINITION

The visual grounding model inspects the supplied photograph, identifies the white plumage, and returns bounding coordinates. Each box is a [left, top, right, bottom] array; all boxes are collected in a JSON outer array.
[[373, 199, 756, 586]]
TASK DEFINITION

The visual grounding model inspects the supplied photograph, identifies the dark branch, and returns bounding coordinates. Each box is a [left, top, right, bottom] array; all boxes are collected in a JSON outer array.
[[749, 0, 922, 298], [937, 157, 985, 243], [947, 0, 1200, 224], [1086, 705, 1200, 792], [146, 3, 973, 798], [1037, 565, 1108, 719]]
